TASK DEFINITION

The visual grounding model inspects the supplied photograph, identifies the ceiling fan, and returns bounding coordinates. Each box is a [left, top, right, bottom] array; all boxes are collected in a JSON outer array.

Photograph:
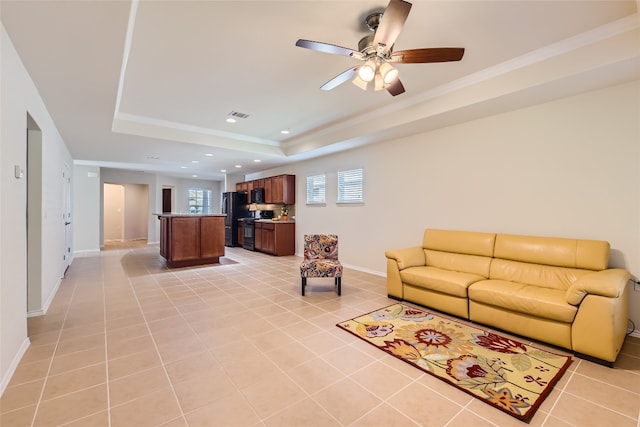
[[295, 0, 465, 96]]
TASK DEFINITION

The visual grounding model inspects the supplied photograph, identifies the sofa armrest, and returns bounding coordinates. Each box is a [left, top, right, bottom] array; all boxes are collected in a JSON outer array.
[[385, 247, 425, 270], [566, 269, 630, 306]]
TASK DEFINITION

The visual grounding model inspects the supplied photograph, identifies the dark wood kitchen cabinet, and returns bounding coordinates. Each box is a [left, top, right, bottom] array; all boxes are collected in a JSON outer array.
[[254, 221, 295, 256], [236, 174, 295, 205]]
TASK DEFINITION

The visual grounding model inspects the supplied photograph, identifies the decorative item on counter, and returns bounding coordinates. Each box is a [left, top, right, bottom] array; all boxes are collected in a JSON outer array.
[[281, 204, 288, 221]]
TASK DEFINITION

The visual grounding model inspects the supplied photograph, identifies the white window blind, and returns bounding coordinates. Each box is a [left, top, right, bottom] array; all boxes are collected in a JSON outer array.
[[337, 168, 364, 203], [188, 189, 212, 214], [306, 174, 326, 205]]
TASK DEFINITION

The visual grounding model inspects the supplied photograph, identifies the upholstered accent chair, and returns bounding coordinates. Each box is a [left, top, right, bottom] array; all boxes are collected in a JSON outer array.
[[300, 234, 343, 296]]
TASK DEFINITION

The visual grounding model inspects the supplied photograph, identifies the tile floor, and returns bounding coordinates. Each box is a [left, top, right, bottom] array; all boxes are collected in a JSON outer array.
[[1, 241, 639, 427]]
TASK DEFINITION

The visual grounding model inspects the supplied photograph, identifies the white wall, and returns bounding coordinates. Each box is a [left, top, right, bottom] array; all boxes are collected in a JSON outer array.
[[1, 25, 73, 393], [72, 165, 101, 254], [251, 80, 640, 332], [103, 183, 124, 242], [124, 183, 149, 241]]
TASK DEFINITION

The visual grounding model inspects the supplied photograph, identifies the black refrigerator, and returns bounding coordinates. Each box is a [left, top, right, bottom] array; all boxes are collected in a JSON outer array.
[[221, 192, 248, 247]]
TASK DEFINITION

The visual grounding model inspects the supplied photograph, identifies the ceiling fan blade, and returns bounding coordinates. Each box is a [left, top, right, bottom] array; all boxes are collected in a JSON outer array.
[[386, 78, 405, 96], [372, 0, 412, 55], [295, 39, 364, 60], [390, 48, 465, 63], [320, 66, 360, 91]]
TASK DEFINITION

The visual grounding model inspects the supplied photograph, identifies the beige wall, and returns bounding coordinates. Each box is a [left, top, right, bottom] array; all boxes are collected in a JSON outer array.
[[250, 80, 640, 333]]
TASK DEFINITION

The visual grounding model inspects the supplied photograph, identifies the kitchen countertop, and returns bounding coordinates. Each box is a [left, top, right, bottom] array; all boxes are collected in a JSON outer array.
[[255, 219, 295, 223]]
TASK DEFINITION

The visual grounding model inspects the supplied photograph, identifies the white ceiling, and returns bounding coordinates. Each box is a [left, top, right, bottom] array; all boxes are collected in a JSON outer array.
[[2, 1, 639, 181]]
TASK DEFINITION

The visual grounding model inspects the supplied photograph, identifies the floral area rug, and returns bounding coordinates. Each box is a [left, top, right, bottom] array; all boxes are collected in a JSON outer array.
[[337, 303, 572, 422]]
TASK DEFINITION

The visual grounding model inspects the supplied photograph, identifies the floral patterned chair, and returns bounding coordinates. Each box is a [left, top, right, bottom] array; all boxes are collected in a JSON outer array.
[[300, 234, 343, 296]]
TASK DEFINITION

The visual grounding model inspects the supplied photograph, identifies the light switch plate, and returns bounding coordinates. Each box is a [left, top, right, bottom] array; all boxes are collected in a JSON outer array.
[[14, 165, 24, 179]]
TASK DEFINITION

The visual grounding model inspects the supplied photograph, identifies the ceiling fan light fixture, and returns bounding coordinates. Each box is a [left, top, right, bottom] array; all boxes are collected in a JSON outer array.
[[379, 62, 398, 84], [358, 60, 377, 82], [352, 74, 369, 91]]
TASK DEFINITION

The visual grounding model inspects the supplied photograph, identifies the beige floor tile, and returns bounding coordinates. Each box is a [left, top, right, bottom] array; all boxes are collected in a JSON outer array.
[[0, 405, 36, 426], [62, 410, 109, 426], [223, 352, 283, 390], [264, 341, 317, 371], [108, 348, 162, 380], [109, 366, 171, 406], [184, 390, 260, 427], [19, 343, 56, 365], [109, 388, 182, 427], [311, 378, 383, 425], [350, 402, 421, 426], [286, 357, 345, 394], [107, 334, 156, 360], [33, 384, 108, 427], [49, 346, 106, 376], [164, 351, 219, 384], [349, 360, 415, 400], [0, 379, 45, 413], [564, 372, 640, 417], [8, 359, 50, 386], [548, 392, 637, 426], [264, 398, 341, 427], [55, 332, 105, 356], [239, 371, 306, 418], [387, 381, 463, 426], [42, 363, 106, 401], [172, 370, 235, 412]]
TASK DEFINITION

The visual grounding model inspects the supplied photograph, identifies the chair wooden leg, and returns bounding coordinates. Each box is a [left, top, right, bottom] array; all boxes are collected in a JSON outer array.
[[336, 277, 341, 296], [301, 277, 306, 296]]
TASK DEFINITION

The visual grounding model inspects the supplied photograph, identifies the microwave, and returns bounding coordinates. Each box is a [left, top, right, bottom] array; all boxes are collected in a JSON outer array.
[[250, 187, 265, 204]]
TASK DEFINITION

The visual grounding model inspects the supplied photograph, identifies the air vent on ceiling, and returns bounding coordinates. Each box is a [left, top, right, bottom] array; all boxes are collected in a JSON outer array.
[[228, 110, 250, 119]]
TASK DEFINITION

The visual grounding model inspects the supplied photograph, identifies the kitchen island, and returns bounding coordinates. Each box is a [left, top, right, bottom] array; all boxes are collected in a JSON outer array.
[[156, 213, 226, 267]]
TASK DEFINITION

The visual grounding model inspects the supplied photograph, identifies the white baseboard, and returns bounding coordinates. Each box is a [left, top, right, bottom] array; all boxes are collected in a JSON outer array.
[[0, 338, 30, 397], [629, 329, 640, 339]]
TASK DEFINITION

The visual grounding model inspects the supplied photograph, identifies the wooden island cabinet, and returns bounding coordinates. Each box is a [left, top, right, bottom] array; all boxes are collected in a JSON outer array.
[[157, 214, 225, 267], [254, 220, 295, 256]]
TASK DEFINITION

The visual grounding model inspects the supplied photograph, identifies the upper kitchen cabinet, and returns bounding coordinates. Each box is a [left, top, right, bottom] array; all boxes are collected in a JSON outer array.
[[269, 174, 295, 204], [237, 174, 295, 205]]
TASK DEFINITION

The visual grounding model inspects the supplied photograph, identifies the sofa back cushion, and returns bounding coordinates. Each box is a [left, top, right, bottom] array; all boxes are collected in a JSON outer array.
[[494, 233, 610, 270], [425, 250, 492, 278], [423, 229, 496, 256], [423, 229, 495, 277], [490, 259, 594, 290]]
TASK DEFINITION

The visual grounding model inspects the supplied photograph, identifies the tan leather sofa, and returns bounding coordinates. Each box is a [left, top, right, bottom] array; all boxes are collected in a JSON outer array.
[[385, 228, 630, 365]]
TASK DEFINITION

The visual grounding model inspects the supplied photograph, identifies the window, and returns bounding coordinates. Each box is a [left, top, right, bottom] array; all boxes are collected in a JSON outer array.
[[306, 173, 326, 205], [337, 168, 364, 204], [188, 188, 212, 214]]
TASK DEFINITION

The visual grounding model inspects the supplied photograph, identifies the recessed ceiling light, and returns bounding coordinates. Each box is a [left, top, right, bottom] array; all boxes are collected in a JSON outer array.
[[281, 129, 290, 134], [204, 153, 213, 157], [180, 166, 188, 169], [192, 174, 198, 178], [254, 159, 261, 163], [191, 160, 199, 164], [146, 155, 160, 159], [226, 117, 237, 123], [235, 165, 242, 168], [221, 169, 226, 173]]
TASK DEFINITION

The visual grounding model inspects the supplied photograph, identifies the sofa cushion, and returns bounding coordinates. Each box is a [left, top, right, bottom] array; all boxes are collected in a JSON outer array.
[[400, 266, 485, 298], [494, 233, 609, 270], [425, 250, 492, 278], [490, 258, 592, 291], [469, 280, 578, 323], [423, 229, 495, 257]]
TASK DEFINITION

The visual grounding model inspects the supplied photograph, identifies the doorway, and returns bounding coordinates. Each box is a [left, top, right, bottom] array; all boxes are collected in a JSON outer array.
[[103, 183, 125, 243], [162, 187, 173, 213], [26, 114, 42, 314]]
